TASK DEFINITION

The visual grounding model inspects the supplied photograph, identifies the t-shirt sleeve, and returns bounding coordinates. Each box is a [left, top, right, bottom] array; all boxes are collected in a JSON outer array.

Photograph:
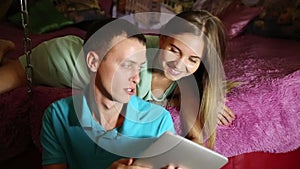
[[158, 109, 176, 135], [40, 105, 66, 165]]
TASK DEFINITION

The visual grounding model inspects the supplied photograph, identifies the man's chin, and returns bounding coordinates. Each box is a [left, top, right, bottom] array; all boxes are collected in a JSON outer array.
[[117, 96, 132, 104]]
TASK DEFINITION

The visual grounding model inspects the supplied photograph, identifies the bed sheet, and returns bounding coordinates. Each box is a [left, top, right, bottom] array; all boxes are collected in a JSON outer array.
[[215, 35, 300, 157]]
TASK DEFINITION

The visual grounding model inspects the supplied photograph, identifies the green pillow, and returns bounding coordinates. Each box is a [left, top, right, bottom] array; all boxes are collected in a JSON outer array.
[[145, 35, 159, 49], [8, 0, 74, 34]]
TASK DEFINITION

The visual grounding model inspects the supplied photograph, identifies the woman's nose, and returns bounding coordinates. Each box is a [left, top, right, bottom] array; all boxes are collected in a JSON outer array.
[[174, 57, 186, 69]]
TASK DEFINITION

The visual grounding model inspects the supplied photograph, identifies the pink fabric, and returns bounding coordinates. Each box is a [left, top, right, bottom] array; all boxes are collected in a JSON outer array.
[[165, 35, 300, 157], [0, 87, 32, 160], [165, 106, 182, 135], [215, 35, 300, 157]]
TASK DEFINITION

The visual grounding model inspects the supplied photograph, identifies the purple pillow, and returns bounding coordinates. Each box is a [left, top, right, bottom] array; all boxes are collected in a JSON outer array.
[[220, 1, 263, 39]]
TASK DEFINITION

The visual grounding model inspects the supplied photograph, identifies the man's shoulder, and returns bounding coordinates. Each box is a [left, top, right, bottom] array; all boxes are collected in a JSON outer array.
[[49, 95, 74, 108], [43, 94, 84, 127], [129, 95, 168, 113], [44, 95, 76, 117]]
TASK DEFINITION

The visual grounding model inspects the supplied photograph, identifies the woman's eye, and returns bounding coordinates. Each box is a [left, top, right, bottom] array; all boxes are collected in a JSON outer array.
[[189, 57, 200, 64], [189, 58, 197, 63], [170, 47, 180, 54]]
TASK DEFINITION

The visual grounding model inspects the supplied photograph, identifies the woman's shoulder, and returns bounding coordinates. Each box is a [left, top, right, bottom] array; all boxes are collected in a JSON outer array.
[[145, 34, 159, 49]]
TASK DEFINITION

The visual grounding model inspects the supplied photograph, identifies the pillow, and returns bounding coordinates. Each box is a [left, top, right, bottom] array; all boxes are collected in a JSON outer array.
[[197, 0, 235, 17], [0, 0, 13, 21], [53, 0, 106, 23], [98, 0, 113, 17], [8, 0, 74, 34], [193, 0, 263, 39], [246, 0, 300, 39], [220, 0, 263, 39]]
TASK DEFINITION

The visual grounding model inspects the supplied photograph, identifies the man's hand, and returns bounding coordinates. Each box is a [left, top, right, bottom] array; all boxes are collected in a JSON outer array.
[[161, 164, 184, 169], [108, 158, 151, 169]]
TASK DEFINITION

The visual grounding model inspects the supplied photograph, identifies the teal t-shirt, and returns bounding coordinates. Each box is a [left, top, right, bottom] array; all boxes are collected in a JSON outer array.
[[40, 91, 175, 169]]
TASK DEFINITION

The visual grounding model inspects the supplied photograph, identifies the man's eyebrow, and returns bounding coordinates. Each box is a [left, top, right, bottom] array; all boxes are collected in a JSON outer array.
[[124, 60, 146, 66]]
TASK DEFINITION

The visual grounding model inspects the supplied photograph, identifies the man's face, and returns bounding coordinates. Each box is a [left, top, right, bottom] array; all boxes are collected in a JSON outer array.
[[95, 37, 146, 103]]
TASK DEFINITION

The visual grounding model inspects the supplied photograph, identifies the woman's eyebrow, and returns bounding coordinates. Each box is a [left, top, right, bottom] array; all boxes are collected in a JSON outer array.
[[170, 44, 201, 59], [190, 55, 201, 60], [170, 44, 180, 51]]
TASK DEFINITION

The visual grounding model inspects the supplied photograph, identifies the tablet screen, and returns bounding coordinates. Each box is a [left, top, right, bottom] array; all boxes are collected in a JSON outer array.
[[134, 132, 228, 169]]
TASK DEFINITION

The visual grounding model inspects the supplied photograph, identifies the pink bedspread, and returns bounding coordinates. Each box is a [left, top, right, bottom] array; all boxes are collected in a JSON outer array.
[[215, 35, 300, 157]]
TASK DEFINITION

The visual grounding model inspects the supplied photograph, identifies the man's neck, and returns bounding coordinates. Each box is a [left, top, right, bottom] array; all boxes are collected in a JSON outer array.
[[88, 85, 125, 131]]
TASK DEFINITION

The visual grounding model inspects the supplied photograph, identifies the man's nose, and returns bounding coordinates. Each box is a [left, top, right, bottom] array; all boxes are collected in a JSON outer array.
[[131, 72, 140, 84]]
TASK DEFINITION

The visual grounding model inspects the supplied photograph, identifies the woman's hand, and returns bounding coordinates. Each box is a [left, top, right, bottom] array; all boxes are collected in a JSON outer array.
[[108, 158, 151, 169], [218, 104, 235, 126], [218, 80, 240, 126]]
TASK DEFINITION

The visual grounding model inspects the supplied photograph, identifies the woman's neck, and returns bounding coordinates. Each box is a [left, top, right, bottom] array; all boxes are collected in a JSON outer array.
[[151, 69, 174, 99]]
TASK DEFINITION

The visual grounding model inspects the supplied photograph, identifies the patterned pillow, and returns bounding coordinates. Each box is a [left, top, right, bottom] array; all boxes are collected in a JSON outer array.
[[8, 0, 74, 34], [246, 0, 300, 39], [52, 0, 106, 23], [194, 0, 235, 17]]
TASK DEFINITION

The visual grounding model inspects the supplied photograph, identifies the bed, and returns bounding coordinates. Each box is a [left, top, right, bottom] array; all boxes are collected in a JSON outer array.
[[1, 0, 300, 168]]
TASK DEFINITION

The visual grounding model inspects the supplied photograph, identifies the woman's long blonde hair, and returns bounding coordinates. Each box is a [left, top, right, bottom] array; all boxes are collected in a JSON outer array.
[[161, 10, 227, 149]]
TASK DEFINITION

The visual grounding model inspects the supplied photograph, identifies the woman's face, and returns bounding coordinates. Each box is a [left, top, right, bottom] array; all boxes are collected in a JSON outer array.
[[158, 33, 204, 81]]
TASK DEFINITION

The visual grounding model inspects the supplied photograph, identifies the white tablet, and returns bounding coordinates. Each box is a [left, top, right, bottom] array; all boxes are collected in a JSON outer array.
[[134, 132, 228, 169]]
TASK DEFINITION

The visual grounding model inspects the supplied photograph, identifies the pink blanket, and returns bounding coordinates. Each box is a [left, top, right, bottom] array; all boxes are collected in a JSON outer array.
[[215, 35, 300, 157]]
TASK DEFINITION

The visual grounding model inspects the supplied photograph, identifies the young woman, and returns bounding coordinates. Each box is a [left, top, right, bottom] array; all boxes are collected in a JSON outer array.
[[138, 10, 235, 148]]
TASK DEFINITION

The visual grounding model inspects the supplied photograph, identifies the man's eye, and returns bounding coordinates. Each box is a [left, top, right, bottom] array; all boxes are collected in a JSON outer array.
[[139, 65, 146, 71], [121, 62, 133, 69]]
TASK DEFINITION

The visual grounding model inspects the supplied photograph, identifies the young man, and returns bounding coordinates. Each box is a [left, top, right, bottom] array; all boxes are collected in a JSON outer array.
[[40, 18, 175, 169]]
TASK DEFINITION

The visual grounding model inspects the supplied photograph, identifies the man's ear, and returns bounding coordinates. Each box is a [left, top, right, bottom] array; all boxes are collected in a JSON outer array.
[[86, 51, 100, 73]]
